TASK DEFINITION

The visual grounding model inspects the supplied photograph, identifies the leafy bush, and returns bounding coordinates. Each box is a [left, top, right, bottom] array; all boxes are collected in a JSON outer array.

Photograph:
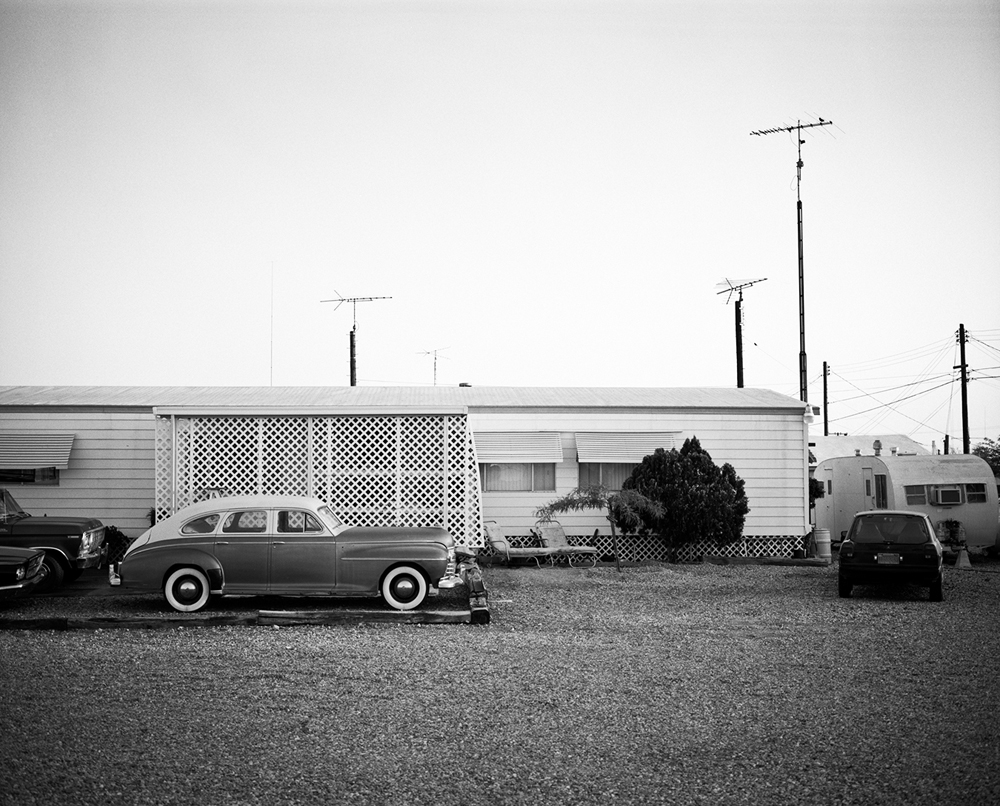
[[618, 437, 749, 561], [104, 525, 134, 565]]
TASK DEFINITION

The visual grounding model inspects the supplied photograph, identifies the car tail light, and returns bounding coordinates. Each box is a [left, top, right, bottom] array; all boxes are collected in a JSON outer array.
[[840, 542, 854, 559]]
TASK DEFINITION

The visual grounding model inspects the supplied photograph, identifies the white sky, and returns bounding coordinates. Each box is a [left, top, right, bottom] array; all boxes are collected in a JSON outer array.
[[1, 0, 998, 451]]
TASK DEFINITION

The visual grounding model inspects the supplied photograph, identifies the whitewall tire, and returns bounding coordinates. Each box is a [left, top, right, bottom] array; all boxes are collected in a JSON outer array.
[[381, 565, 428, 611], [164, 567, 211, 612]]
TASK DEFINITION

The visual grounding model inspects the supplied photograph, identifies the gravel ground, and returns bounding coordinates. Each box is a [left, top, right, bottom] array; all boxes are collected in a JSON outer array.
[[1, 558, 998, 806]]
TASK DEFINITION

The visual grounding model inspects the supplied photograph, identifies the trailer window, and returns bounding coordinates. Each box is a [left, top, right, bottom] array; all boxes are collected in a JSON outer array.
[[966, 484, 988, 504], [904, 485, 927, 505]]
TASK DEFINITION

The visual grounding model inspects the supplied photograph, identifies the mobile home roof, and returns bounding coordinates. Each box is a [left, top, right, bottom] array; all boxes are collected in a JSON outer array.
[[0, 385, 807, 413]]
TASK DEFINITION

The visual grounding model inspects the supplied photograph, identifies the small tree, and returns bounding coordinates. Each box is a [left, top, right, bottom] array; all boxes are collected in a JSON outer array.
[[621, 437, 749, 562], [973, 436, 1000, 477], [535, 485, 663, 571]]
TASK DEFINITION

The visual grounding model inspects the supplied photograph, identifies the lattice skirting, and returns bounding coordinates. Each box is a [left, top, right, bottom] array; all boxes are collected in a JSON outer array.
[[499, 534, 807, 563], [155, 413, 484, 547]]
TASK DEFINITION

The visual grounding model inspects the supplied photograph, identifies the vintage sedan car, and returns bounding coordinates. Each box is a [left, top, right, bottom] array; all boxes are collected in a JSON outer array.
[[110, 495, 460, 612], [0, 545, 48, 600], [838, 510, 944, 601], [0, 487, 106, 588]]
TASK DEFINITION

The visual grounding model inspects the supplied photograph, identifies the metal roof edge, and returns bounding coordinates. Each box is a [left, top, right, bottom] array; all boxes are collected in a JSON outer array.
[[152, 405, 469, 417]]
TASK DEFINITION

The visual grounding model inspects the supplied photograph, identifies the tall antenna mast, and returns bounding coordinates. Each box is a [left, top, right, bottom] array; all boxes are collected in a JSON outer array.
[[751, 117, 833, 403], [321, 291, 392, 386], [418, 347, 449, 386], [716, 278, 767, 388]]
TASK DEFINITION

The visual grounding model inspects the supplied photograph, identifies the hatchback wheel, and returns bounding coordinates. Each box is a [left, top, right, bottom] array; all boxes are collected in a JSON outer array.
[[164, 567, 211, 612], [381, 565, 428, 611], [929, 573, 944, 602], [838, 576, 852, 598]]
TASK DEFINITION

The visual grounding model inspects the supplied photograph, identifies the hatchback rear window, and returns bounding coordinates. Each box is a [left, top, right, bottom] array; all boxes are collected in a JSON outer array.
[[850, 515, 930, 544]]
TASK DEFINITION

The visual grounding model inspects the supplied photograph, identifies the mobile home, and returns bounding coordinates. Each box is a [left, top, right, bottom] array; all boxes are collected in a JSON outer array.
[[0, 385, 813, 562], [814, 453, 999, 549]]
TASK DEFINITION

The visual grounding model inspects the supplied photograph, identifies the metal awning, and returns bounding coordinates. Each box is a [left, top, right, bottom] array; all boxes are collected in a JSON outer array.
[[575, 432, 680, 463], [0, 433, 76, 469], [473, 432, 563, 463]]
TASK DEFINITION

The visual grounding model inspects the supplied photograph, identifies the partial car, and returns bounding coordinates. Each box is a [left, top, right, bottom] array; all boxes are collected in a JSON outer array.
[[838, 510, 944, 601], [0, 488, 106, 588], [0, 545, 48, 600], [110, 495, 460, 613]]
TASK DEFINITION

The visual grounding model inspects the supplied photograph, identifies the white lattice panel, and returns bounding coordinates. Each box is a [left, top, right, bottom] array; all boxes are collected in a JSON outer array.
[[504, 533, 803, 563], [156, 413, 484, 547]]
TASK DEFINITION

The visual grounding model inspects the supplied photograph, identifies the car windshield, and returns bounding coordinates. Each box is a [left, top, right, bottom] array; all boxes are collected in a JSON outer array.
[[850, 514, 930, 544], [0, 489, 28, 523], [317, 505, 344, 534]]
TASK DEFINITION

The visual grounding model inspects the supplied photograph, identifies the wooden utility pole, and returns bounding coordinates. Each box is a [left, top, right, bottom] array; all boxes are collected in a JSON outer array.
[[822, 361, 829, 436], [751, 118, 833, 403], [717, 278, 767, 388], [957, 323, 970, 453]]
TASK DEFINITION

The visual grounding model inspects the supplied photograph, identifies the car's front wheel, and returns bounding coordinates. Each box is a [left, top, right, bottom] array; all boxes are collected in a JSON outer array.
[[39, 553, 66, 591], [164, 567, 211, 612], [381, 565, 428, 611]]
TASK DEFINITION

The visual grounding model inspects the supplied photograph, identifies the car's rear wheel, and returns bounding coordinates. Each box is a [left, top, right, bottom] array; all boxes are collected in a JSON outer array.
[[929, 573, 944, 602], [164, 567, 211, 612], [381, 565, 428, 611], [838, 576, 852, 598]]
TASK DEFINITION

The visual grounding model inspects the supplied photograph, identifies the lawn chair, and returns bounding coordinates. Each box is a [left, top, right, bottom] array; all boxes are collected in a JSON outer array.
[[533, 521, 600, 568], [484, 521, 556, 568]]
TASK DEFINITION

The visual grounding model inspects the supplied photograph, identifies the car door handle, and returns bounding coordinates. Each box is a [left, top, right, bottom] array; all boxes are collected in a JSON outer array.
[[216, 541, 229, 545], [273, 541, 285, 546]]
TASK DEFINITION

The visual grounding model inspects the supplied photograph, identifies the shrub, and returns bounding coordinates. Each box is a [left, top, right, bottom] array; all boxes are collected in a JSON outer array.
[[619, 436, 749, 561]]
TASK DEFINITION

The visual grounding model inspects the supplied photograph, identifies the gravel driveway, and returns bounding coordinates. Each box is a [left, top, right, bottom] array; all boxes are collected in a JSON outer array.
[[1, 559, 998, 806]]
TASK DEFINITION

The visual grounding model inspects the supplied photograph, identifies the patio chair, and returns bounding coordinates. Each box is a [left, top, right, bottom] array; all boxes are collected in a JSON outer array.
[[484, 521, 555, 568], [533, 521, 600, 568]]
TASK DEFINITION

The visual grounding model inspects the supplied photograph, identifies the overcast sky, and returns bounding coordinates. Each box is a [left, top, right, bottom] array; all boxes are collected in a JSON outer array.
[[1, 0, 998, 451]]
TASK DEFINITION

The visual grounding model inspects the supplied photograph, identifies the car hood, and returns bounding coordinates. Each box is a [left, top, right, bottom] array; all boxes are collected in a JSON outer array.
[[2, 514, 104, 536], [0, 545, 45, 564]]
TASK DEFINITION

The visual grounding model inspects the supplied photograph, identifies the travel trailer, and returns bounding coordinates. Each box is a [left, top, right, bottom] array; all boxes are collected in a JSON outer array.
[[814, 452, 999, 550]]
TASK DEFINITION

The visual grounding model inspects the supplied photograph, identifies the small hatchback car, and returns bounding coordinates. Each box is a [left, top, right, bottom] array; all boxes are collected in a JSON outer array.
[[110, 495, 460, 612], [838, 510, 944, 601]]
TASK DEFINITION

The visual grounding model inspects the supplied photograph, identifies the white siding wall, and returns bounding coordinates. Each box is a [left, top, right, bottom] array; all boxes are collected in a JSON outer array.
[[0, 411, 155, 537], [471, 409, 808, 539]]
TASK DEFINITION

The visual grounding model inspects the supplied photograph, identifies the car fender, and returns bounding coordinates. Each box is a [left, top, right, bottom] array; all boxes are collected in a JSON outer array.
[[121, 547, 224, 593], [23, 546, 72, 565]]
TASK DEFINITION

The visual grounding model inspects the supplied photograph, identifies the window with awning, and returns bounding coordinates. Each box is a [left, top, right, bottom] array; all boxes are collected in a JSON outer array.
[[576, 432, 680, 490], [0, 433, 76, 469], [474, 433, 562, 493], [473, 432, 563, 463]]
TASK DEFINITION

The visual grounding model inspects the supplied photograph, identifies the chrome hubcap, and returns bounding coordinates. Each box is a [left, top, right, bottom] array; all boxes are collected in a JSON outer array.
[[394, 577, 416, 600], [177, 579, 200, 602]]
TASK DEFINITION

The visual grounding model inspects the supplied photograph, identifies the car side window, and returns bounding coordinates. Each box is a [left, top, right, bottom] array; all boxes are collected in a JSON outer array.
[[277, 510, 324, 533], [222, 510, 268, 533], [181, 514, 221, 535]]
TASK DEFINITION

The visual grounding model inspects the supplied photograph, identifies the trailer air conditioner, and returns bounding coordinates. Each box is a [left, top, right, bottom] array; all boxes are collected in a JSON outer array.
[[932, 486, 962, 506]]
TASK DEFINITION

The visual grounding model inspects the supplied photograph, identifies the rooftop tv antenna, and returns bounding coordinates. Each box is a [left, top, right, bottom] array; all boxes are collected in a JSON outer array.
[[321, 291, 392, 386], [716, 278, 767, 388], [418, 347, 449, 386], [751, 117, 833, 403]]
